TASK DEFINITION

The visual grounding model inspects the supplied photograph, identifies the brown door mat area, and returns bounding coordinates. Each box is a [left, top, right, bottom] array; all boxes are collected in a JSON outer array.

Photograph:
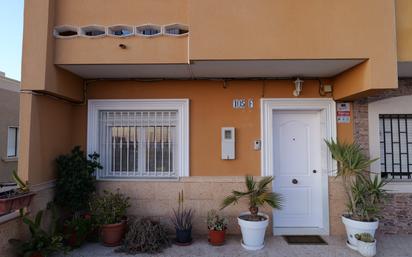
[[283, 235, 328, 245]]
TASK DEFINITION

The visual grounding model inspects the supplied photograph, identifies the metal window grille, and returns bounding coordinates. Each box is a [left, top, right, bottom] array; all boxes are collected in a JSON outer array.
[[379, 114, 412, 180], [98, 110, 178, 178]]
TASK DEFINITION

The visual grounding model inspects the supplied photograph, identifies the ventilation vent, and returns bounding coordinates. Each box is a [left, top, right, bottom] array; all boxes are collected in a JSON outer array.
[[164, 24, 189, 36], [53, 25, 79, 39], [80, 25, 106, 38], [107, 25, 134, 37], [136, 24, 162, 37]]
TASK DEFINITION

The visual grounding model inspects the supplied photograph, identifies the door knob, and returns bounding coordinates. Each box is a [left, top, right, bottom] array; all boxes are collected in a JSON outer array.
[[292, 179, 298, 184], [313, 170, 317, 174]]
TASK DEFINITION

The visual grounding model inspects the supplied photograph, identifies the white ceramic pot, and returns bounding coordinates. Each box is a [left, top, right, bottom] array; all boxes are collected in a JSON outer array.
[[341, 215, 379, 248], [237, 212, 269, 251], [358, 240, 377, 257]]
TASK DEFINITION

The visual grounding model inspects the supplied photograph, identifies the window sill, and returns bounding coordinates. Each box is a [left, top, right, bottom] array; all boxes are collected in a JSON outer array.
[[0, 210, 20, 225], [383, 182, 412, 193], [2, 157, 18, 162]]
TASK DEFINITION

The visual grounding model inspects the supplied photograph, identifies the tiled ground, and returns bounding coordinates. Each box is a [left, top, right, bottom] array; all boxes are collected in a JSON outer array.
[[57, 235, 412, 257]]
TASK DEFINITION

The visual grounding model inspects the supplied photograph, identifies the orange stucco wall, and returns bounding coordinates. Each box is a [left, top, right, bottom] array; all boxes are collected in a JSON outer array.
[[22, 0, 83, 101], [18, 93, 77, 184], [49, 0, 398, 100], [69, 80, 353, 177]]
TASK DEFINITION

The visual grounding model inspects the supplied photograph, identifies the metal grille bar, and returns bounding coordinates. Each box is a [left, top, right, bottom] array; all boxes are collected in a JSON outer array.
[[99, 110, 177, 178], [379, 114, 412, 180]]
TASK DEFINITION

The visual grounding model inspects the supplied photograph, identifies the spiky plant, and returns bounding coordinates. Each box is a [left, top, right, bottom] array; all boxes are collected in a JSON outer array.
[[355, 233, 375, 243], [170, 190, 193, 230], [220, 176, 282, 221], [325, 139, 386, 221]]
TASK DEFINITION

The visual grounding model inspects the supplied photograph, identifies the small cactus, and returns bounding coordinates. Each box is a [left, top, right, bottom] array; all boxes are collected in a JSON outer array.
[[355, 233, 375, 243]]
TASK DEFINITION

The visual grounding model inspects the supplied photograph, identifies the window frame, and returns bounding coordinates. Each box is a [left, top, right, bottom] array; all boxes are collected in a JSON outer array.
[[87, 99, 189, 180], [7, 126, 19, 158], [369, 95, 412, 193]]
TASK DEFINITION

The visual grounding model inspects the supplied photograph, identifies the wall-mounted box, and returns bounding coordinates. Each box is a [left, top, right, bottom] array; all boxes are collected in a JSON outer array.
[[221, 127, 235, 160]]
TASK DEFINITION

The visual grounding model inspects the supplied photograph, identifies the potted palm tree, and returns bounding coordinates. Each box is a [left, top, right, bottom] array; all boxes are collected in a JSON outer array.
[[325, 139, 386, 250], [221, 176, 282, 250]]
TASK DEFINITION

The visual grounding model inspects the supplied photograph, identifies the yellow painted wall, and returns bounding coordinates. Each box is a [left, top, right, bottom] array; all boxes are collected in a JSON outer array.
[[70, 80, 352, 177], [396, 0, 412, 61]]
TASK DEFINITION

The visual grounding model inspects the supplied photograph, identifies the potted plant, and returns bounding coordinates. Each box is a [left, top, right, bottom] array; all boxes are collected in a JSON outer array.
[[207, 209, 227, 246], [325, 139, 386, 249], [9, 208, 66, 257], [0, 170, 35, 215], [170, 190, 193, 245], [89, 189, 130, 247], [221, 176, 282, 250], [355, 233, 377, 257], [63, 213, 92, 248]]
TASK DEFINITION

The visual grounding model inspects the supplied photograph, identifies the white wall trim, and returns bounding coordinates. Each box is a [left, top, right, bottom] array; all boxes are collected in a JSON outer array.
[[368, 95, 412, 193], [87, 99, 190, 180], [260, 98, 336, 236]]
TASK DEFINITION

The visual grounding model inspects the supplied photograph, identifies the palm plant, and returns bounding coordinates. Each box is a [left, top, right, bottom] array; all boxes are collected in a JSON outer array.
[[325, 139, 386, 221], [220, 176, 282, 221]]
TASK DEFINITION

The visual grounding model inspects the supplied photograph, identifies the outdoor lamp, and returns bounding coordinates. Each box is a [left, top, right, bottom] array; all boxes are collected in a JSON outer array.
[[293, 78, 304, 96]]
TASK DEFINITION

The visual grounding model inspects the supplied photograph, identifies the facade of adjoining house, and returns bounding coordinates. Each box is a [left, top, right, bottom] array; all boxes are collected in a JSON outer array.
[[0, 72, 19, 184], [2, 0, 412, 255]]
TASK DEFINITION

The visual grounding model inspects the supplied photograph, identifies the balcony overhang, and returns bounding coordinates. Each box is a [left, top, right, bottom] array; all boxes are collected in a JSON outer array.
[[58, 59, 365, 79]]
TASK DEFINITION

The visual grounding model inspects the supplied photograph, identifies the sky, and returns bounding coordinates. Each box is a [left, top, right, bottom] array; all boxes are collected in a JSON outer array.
[[0, 0, 24, 81]]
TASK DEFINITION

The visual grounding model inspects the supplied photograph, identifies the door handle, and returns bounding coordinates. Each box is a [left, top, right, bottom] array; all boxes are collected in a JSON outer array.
[[313, 170, 317, 174], [292, 179, 298, 184]]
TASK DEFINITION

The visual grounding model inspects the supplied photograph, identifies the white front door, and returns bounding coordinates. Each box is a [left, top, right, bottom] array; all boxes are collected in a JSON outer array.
[[272, 110, 323, 234]]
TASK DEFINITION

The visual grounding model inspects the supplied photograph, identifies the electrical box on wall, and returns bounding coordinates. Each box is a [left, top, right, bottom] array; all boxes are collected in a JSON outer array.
[[221, 127, 235, 160]]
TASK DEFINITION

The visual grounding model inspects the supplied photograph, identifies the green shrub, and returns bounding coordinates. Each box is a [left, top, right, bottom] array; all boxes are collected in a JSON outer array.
[[89, 189, 130, 225], [54, 146, 102, 213]]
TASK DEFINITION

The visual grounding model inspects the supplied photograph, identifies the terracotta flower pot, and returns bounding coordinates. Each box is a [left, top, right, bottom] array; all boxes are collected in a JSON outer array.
[[100, 220, 127, 247], [208, 229, 226, 246], [0, 192, 35, 214]]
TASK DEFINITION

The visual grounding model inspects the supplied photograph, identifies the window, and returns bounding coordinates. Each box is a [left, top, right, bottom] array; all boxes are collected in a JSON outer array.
[[7, 127, 18, 158], [88, 100, 189, 179], [379, 114, 412, 180]]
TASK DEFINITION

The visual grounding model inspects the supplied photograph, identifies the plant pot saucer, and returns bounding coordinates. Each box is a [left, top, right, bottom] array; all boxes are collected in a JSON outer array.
[[346, 240, 358, 251], [173, 238, 193, 246], [241, 239, 264, 251]]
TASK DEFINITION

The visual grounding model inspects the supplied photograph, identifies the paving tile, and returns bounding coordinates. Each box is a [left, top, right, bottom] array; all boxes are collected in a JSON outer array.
[[57, 235, 412, 257]]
